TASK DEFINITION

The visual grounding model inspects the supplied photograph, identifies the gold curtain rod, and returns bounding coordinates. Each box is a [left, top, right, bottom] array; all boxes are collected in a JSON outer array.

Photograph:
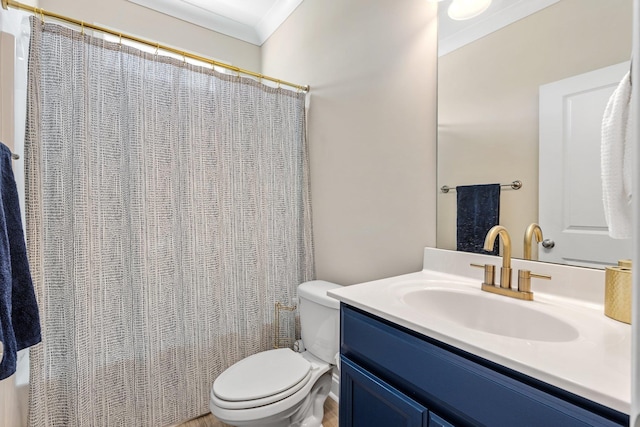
[[1, 0, 310, 92]]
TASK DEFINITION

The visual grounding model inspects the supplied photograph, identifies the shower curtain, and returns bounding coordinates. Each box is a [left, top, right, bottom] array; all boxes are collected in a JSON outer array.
[[24, 18, 313, 427]]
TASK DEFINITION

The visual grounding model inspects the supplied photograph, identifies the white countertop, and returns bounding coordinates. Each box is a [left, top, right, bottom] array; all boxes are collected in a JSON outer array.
[[328, 248, 631, 414]]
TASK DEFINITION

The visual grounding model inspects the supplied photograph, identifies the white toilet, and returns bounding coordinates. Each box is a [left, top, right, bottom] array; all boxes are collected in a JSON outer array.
[[210, 280, 342, 427]]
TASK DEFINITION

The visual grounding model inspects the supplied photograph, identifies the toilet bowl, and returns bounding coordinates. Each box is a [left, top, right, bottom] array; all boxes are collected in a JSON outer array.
[[209, 280, 342, 427]]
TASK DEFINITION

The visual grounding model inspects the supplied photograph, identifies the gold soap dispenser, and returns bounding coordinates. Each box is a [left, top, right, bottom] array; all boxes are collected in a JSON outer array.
[[604, 259, 632, 324]]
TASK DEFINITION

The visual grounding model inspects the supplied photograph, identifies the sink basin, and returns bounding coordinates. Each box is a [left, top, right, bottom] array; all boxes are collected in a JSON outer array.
[[401, 288, 580, 343]]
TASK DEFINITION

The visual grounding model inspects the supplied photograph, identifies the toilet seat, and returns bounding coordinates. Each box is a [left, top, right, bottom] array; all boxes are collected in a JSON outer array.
[[212, 348, 312, 410]]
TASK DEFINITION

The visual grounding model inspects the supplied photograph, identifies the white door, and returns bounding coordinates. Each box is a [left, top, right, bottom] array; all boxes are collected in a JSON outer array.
[[538, 62, 632, 268]]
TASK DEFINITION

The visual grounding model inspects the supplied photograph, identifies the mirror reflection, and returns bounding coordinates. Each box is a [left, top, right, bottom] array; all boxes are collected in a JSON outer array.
[[436, 0, 633, 268]]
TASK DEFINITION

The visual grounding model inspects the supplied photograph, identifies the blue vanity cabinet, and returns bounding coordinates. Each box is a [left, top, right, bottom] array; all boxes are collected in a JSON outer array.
[[339, 304, 629, 427]]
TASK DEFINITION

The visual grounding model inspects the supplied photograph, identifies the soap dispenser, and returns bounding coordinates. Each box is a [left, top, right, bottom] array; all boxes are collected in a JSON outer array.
[[604, 259, 631, 324]]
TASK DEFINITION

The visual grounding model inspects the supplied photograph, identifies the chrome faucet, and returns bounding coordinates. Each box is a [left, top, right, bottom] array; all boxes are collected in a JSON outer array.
[[483, 225, 512, 289], [523, 223, 543, 260]]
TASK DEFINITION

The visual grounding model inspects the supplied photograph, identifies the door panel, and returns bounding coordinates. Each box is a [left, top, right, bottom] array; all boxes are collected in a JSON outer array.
[[539, 62, 632, 267]]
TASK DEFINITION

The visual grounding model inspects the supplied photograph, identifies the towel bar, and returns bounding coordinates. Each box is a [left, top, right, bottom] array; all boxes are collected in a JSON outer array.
[[441, 180, 522, 194]]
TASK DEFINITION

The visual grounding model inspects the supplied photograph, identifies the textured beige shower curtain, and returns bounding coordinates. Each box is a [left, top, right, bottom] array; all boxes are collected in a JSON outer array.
[[24, 18, 313, 427]]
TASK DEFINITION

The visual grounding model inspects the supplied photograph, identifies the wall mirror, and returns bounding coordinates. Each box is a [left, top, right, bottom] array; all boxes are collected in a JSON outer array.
[[436, 0, 633, 268]]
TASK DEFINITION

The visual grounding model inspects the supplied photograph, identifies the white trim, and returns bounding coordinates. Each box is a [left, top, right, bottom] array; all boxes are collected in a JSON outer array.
[[255, 0, 304, 45], [438, 0, 560, 56], [631, 0, 639, 424], [128, 0, 260, 44], [127, 0, 302, 46]]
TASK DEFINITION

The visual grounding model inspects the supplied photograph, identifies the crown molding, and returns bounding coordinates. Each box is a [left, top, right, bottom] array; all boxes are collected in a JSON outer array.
[[128, 0, 303, 46]]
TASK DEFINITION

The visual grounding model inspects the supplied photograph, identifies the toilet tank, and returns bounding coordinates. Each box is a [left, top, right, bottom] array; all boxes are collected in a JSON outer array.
[[297, 280, 342, 364]]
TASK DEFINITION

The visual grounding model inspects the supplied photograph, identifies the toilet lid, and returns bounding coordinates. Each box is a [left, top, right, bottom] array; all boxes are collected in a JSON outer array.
[[213, 348, 311, 403]]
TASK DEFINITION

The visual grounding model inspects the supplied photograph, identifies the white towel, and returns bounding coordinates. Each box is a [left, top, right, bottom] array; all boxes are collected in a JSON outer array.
[[601, 70, 633, 239]]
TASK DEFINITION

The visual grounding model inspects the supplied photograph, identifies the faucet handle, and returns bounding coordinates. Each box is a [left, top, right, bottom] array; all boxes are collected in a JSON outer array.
[[517, 269, 551, 293], [471, 263, 496, 286]]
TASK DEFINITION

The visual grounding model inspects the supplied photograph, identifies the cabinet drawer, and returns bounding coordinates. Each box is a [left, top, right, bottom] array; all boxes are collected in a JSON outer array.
[[341, 305, 627, 427]]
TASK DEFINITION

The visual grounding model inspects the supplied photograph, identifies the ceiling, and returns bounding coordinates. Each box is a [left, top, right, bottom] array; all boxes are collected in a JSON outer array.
[[127, 0, 304, 46]]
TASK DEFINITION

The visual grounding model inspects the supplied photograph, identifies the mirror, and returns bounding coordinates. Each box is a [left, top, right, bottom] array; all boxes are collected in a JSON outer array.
[[436, 0, 633, 267]]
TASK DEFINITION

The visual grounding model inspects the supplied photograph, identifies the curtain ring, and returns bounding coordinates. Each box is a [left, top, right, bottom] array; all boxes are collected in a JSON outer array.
[[33, 6, 43, 23], [80, 21, 85, 36], [155, 43, 159, 56], [119, 33, 122, 45]]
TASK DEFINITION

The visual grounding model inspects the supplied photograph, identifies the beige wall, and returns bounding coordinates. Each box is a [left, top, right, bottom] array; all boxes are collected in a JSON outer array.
[[437, 0, 632, 259], [262, 0, 439, 285], [38, 0, 261, 71]]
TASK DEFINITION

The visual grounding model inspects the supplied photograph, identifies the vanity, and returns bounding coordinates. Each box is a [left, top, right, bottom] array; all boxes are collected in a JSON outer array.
[[328, 248, 631, 426], [334, 1, 635, 424]]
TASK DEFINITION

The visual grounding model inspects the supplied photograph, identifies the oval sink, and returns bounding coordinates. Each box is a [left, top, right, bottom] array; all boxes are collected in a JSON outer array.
[[401, 288, 580, 343]]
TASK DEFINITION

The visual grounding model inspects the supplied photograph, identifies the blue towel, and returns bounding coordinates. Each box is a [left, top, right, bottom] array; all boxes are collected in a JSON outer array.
[[0, 142, 41, 380], [456, 184, 500, 255]]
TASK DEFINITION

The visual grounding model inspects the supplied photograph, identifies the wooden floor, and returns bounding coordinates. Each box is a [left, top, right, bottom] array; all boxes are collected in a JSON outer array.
[[174, 397, 338, 427]]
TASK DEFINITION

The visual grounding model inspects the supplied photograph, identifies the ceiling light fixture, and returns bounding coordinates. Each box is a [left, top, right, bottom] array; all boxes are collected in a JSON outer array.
[[447, 0, 492, 20]]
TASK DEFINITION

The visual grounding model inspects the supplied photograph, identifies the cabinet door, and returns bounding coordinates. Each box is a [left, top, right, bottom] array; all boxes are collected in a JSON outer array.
[[429, 412, 455, 427], [340, 356, 429, 427]]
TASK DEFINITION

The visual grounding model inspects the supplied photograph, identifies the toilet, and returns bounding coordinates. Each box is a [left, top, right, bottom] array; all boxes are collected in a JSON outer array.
[[210, 280, 342, 427]]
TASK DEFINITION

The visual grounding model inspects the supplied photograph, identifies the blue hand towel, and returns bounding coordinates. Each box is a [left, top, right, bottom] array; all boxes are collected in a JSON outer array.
[[456, 184, 500, 255], [0, 142, 41, 380]]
